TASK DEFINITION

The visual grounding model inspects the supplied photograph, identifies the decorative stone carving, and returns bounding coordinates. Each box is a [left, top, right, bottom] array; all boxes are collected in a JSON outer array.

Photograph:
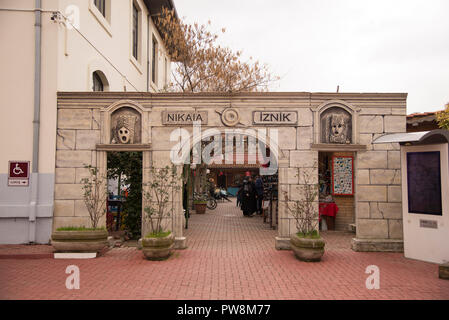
[[320, 107, 352, 144], [110, 107, 141, 144], [218, 108, 240, 127]]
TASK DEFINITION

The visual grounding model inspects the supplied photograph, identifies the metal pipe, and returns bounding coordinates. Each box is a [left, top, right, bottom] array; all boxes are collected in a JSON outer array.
[[29, 0, 42, 243], [147, 12, 150, 92], [33, 0, 41, 173]]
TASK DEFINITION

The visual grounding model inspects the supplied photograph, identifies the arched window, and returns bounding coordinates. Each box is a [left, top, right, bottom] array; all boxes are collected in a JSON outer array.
[[92, 71, 104, 91], [94, 0, 106, 17]]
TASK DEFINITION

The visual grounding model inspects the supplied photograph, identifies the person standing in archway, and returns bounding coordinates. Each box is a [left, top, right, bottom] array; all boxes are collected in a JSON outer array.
[[241, 177, 257, 217], [255, 175, 264, 215]]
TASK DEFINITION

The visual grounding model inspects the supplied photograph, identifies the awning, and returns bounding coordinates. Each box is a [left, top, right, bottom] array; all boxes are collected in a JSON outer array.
[[373, 129, 449, 145]]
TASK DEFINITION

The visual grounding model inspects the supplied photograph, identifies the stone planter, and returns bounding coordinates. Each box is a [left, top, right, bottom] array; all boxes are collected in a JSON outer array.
[[194, 203, 207, 214], [290, 235, 325, 262], [142, 233, 175, 260], [51, 230, 108, 253]]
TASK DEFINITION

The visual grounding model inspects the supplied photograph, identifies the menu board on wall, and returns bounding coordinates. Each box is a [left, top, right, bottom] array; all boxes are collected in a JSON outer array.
[[332, 156, 354, 195]]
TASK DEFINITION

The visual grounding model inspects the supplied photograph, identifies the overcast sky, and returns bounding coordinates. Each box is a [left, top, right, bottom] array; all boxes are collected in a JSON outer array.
[[174, 0, 449, 114]]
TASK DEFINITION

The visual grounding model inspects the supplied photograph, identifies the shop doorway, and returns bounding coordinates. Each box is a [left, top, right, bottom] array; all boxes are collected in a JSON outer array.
[[106, 151, 143, 240], [318, 151, 355, 232]]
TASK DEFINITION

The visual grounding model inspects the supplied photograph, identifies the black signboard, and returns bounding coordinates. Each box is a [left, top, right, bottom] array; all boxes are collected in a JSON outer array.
[[406, 151, 442, 215]]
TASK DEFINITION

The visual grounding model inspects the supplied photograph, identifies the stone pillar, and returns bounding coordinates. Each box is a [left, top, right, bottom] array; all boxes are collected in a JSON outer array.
[[54, 108, 100, 229], [276, 150, 318, 250], [351, 114, 405, 252], [173, 165, 187, 249]]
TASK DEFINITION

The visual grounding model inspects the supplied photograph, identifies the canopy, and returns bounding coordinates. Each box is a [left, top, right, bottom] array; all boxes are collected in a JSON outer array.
[[373, 129, 449, 146]]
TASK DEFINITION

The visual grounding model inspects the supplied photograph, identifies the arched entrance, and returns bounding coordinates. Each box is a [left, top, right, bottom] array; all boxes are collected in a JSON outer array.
[[180, 129, 281, 238]]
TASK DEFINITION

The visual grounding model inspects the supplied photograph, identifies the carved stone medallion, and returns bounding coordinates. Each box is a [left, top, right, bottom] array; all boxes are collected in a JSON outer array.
[[220, 108, 240, 127]]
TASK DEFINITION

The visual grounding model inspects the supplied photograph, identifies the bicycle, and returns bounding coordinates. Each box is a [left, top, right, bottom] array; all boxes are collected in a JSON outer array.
[[193, 191, 217, 210]]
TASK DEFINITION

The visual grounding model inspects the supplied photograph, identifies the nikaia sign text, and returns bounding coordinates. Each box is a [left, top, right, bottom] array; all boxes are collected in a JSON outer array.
[[162, 111, 208, 125], [252, 111, 298, 125]]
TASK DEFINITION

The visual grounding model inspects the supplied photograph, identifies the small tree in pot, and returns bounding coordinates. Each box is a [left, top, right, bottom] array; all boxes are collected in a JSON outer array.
[[284, 168, 325, 262], [51, 165, 108, 254], [142, 165, 181, 260], [193, 192, 208, 214]]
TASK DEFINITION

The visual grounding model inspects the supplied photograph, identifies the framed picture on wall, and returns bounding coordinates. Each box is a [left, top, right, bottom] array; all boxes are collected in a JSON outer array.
[[332, 156, 354, 196]]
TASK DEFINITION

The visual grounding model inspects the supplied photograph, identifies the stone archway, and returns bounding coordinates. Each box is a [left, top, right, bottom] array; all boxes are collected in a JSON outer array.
[[55, 91, 407, 253]]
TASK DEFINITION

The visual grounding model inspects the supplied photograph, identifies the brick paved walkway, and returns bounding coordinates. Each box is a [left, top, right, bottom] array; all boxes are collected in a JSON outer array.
[[0, 199, 448, 300]]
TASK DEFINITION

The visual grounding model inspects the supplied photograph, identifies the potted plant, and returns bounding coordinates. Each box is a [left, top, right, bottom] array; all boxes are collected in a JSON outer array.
[[51, 165, 108, 253], [284, 169, 325, 262], [193, 192, 208, 214], [142, 165, 180, 260]]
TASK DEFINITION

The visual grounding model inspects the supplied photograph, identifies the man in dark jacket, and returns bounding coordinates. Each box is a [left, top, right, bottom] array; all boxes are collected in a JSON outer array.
[[236, 184, 242, 207], [241, 177, 257, 217], [254, 175, 264, 215]]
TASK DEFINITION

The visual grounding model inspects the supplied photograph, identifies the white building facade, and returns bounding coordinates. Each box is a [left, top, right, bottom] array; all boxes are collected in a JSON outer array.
[[0, 0, 175, 244]]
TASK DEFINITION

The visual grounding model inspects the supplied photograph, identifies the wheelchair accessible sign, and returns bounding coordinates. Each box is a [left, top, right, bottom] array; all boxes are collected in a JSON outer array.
[[8, 161, 30, 187]]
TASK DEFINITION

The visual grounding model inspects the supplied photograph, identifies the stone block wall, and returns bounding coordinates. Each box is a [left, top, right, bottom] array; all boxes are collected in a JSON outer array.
[[56, 92, 407, 252], [54, 108, 101, 230], [353, 109, 406, 251]]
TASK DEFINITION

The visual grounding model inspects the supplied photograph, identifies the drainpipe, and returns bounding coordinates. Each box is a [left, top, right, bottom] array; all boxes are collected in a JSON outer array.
[[29, 0, 42, 243], [147, 13, 150, 92]]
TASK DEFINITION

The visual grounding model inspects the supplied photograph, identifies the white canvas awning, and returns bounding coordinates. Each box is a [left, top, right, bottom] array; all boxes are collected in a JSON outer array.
[[373, 129, 449, 145]]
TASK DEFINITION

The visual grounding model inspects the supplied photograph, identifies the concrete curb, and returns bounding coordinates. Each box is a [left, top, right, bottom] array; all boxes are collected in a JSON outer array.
[[0, 253, 54, 259]]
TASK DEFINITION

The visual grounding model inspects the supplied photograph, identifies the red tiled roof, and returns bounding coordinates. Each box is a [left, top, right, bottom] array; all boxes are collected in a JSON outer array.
[[407, 110, 443, 118]]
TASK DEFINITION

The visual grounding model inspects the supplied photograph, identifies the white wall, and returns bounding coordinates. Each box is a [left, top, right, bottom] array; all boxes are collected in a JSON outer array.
[[0, 0, 172, 243]]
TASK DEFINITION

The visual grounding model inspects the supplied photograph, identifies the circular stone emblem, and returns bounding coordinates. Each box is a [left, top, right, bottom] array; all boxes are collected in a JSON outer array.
[[221, 108, 240, 127]]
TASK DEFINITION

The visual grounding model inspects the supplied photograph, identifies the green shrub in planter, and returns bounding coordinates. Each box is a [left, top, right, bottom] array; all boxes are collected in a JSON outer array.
[[142, 231, 175, 260], [284, 167, 326, 262], [51, 166, 108, 254], [290, 231, 325, 262], [52, 228, 108, 253], [193, 200, 207, 214], [142, 165, 181, 260]]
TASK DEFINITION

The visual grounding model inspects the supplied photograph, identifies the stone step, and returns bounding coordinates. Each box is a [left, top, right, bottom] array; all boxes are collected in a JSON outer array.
[[348, 223, 356, 233]]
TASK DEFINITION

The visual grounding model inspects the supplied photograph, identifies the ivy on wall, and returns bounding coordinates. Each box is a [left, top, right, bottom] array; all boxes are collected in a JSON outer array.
[[107, 151, 142, 239]]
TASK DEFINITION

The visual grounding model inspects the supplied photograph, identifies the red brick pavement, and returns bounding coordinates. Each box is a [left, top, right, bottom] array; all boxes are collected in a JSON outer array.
[[0, 199, 448, 300], [0, 244, 54, 259]]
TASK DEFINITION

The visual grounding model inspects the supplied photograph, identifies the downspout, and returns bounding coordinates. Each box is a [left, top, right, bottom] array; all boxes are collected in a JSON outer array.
[[147, 13, 150, 92], [29, 0, 42, 243]]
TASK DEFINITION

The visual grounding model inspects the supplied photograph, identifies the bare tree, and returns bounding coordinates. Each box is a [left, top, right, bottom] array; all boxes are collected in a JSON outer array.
[[155, 8, 279, 93], [143, 165, 181, 236], [81, 165, 107, 229], [283, 168, 320, 236]]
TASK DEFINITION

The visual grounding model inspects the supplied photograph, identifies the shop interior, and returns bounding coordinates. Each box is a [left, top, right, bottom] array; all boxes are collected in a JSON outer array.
[[318, 151, 355, 231]]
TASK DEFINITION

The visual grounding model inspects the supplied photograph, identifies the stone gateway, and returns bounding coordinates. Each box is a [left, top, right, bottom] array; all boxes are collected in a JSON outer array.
[[55, 92, 407, 252]]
